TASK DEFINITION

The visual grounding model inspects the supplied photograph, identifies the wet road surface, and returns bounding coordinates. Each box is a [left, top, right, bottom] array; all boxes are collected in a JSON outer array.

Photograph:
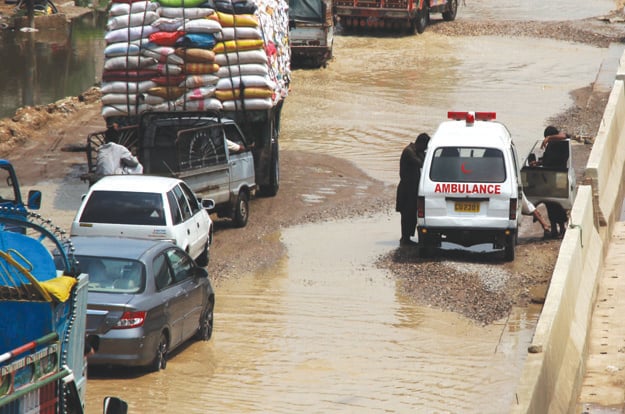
[[15, 1, 620, 412]]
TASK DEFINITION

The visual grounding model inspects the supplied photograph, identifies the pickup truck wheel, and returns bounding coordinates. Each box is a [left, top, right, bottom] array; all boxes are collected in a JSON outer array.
[[415, 2, 429, 33], [442, 0, 458, 21], [233, 192, 249, 228]]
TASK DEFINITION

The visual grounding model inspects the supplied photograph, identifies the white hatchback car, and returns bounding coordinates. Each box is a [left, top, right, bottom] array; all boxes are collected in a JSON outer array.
[[71, 175, 214, 266]]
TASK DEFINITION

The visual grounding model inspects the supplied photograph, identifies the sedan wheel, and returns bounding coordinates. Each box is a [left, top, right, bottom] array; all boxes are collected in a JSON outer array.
[[150, 333, 168, 372], [196, 303, 214, 341]]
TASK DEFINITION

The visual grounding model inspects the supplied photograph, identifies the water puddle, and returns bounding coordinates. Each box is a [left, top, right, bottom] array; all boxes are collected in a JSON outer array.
[[282, 34, 607, 185], [83, 213, 540, 413]]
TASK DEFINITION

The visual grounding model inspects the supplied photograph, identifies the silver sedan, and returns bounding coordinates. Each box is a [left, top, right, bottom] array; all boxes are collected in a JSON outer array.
[[61, 236, 215, 372]]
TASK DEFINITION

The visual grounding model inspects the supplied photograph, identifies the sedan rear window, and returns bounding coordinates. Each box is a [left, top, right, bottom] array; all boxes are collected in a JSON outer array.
[[79, 191, 166, 225], [429, 147, 506, 183], [69, 256, 145, 294]]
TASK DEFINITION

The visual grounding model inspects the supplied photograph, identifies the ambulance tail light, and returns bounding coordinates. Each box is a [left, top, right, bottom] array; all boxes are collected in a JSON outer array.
[[509, 198, 518, 220], [417, 196, 425, 218]]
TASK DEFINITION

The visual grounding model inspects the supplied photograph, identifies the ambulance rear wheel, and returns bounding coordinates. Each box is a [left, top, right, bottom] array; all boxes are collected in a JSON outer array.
[[417, 238, 433, 258], [504, 235, 516, 262]]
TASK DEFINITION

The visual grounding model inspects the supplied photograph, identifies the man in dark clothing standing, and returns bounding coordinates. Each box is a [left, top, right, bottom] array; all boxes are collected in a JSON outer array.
[[542, 125, 571, 238], [396, 133, 430, 246]]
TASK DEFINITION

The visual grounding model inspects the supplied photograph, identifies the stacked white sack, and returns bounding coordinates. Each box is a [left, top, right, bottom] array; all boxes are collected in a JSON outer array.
[[101, 1, 160, 119], [100, 0, 291, 121]]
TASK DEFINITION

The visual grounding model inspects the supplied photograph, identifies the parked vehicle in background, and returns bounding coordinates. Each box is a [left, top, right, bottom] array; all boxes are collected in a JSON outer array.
[[82, 113, 255, 228], [70, 175, 215, 266], [335, 0, 458, 34], [56, 236, 215, 372], [289, 0, 334, 68]]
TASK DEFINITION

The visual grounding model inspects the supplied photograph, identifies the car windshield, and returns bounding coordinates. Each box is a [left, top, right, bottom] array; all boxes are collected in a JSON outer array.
[[429, 147, 507, 183], [79, 190, 166, 225], [67, 256, 145, 294]]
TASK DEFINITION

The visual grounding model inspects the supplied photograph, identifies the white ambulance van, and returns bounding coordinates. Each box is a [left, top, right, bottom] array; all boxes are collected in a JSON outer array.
[[416, 111, 523, 261]]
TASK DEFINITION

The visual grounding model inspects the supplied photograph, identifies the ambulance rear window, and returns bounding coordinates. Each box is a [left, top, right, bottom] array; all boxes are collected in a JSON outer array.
[[429, 147, 506, 183]]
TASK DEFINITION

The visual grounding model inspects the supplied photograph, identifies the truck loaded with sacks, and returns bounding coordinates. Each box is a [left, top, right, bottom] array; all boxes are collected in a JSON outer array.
[[94, 0, 291, 200]]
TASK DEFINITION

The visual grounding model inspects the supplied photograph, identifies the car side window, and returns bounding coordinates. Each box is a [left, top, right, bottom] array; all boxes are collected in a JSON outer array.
[[166, 248, 194, 283], [173, 185, 192, 221], [167, 190, 183, 225], [153, 253, 174, 291], [224, 123, 247, 147], [180, 182, 200, 215], [0, 167, 17, 202]]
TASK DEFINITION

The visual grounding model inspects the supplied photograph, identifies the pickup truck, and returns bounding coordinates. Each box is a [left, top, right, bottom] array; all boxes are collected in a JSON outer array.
[[82, 112, 255, 228]]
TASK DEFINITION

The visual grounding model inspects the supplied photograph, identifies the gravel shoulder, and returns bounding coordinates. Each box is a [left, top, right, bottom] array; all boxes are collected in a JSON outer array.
[[0, 11, 621, 325]]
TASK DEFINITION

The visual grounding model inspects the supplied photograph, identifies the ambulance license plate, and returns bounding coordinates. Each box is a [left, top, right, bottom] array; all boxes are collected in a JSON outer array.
[[454, 201, 480, 213]]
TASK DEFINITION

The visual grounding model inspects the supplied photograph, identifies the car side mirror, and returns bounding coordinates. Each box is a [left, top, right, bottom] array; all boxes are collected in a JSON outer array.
[[195, 267, 209, 278], [27, 190, 41, 210], [201, 198, 215, 211], [103, 396, 128, 414]]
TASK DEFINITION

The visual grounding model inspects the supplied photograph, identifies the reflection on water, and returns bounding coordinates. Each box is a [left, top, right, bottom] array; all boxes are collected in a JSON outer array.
[[458, 0, 616, 21], [282, 34, 606, 185], [0, 13, 106, 118]]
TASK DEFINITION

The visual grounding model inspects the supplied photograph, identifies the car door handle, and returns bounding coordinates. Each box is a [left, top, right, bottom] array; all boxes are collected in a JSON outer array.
[[187, 228, 190, 235]]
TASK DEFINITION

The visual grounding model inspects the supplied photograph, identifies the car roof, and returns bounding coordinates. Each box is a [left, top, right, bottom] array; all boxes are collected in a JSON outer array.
[[69, 236, 176, 260], [89, 175, 182, 193], [431, 120, 512, 149]]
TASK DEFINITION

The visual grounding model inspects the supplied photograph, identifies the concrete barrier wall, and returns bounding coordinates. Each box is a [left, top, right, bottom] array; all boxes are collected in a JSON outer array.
[[511, 76, 625, 413], [586, 80, 625, 234], [511, 186, 603, 413]]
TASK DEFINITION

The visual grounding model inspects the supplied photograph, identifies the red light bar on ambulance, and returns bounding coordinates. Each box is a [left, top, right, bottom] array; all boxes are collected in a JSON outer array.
[[447, 111, 497, 125]]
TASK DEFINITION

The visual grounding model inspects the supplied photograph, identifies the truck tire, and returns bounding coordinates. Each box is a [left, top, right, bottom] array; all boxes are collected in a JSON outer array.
[[442, 0, 458, 21], [259, 141, 279, 197], [415, 2, 429, 34], [232, 191, 249, 228]]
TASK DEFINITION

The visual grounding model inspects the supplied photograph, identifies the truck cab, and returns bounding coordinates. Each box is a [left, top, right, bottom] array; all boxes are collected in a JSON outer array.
[[289, 0, 334, 68], [0, 159, 41, 215], [335, 0, 458, 34], [417, 111, 523, 261]]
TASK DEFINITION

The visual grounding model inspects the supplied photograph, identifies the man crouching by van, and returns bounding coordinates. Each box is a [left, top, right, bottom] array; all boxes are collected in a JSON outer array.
[[396, 133, 430, 246]]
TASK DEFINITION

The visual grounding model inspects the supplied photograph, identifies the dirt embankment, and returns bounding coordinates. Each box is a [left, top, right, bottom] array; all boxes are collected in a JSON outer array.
[[0, 11, 622, 325]]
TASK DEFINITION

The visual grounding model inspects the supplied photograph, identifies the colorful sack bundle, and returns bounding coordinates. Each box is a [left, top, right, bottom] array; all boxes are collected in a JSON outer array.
[[183, 62, 220, 74], [174, 47, 216, 63]]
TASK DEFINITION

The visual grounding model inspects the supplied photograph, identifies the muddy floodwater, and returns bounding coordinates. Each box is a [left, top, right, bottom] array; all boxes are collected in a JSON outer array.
[[61, 33, 609, 413], [11, 1, 619, 413]]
